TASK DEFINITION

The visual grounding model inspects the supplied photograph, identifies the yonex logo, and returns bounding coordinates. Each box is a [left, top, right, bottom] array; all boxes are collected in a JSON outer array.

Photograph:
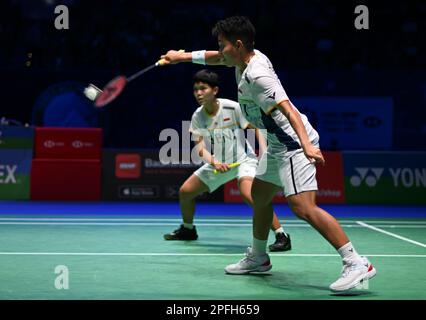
[[350, 168, 384, 187], [0, 165, 17, 184], [350, 167, 426, 188]]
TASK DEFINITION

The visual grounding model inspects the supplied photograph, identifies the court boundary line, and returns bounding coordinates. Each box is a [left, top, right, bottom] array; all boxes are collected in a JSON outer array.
[[0, 217, 425, 224], [0, 252, 425, 257], [0, 222, 425, 228], [0, 221, 425, 229], [357, 221, 426, 248]]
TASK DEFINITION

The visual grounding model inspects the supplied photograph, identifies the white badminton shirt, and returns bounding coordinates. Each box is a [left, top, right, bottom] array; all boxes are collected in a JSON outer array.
[[235, 50, 319, 157], [189, 98, 256, 164]]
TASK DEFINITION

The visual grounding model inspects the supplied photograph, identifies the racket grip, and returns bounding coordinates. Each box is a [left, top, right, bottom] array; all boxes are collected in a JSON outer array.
[[213, 162, 240, 174], [157, 49, 185, 66]]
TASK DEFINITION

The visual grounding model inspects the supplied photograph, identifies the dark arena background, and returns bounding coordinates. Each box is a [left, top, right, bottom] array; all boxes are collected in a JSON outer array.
[[0, 0, 425, 312]]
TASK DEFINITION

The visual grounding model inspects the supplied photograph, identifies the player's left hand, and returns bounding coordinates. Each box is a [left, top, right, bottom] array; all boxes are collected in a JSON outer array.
[[303, 144, 325, 166]]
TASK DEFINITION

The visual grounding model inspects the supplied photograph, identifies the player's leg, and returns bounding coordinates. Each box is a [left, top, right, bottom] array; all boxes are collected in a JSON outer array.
[[225, 178, 281, 274], [179, 174, 209, 224], [287, 191, 349, 249], [163, 174, 208, 240], [284, 151, 376, 291], [238, 176, 291, 252]]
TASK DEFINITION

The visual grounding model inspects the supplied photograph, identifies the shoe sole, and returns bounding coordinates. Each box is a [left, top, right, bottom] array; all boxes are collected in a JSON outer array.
[[330, 266, 377, 293], [225, 264, 272, 275], [269, 244, 292, 252], [163, 235, 198, 241]]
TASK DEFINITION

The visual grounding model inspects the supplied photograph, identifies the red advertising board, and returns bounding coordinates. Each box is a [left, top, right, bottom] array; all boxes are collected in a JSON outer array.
[[224, 151, 345, 203], [34, 127, 102, 159], [31, 159, 101, 201]]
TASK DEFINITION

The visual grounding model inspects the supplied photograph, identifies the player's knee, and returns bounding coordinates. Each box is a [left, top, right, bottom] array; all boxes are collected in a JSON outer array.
[[291, 204, 313, 221], [179, 186, 194, 200]]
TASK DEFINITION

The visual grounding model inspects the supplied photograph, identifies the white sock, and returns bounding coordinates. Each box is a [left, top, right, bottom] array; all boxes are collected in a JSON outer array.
[[274, 227, 285, 236], [337, 242, 361, 262], [183, 223, 194, 230], [252, 237, 267, 256]]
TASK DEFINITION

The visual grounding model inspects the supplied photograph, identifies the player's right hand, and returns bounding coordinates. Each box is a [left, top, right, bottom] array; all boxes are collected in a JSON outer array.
[[160, 50, 185, 65], [213, 162, 231, 173], [303, 144, 325, 166]]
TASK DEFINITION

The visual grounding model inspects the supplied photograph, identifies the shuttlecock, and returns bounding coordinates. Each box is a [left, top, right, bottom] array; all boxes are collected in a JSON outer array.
[[84, 84, 102, 101]]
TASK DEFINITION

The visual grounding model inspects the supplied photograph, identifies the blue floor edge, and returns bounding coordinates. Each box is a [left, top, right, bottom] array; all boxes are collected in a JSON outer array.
[[0, 201, 425, 218]]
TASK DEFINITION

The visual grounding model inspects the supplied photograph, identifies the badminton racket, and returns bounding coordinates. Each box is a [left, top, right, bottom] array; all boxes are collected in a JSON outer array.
[[84, 50, 184, 107], [213, 162, 241, 174]]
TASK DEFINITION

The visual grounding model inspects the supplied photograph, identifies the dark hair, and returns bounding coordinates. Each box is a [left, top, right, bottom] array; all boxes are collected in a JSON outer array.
[[193, 69, 220, 88], [212, 16, 256, 51]]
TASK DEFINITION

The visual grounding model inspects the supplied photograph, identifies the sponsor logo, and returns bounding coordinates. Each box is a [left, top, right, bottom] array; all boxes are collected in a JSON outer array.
[[350, 168, 384, 187], [316, 189, 342, 197], [267, 92, 276, 100], [0, 165, 17, 184], [43, 140, 65, 148], [115, 154, 141, 179], [144, 158, 199, 169], [72, 140, 83, 148], [119, 185, 159, 198], [164, 185, 179, 198], [350, 167, 426, 188], [71, 140, 95, 149]]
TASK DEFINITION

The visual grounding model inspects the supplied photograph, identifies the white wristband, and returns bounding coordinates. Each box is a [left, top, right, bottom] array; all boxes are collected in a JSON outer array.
[[192, 50, 206, 65]]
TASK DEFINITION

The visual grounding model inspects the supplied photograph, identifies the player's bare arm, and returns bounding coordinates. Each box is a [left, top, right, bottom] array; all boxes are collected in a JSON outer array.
[[160, 50, 225, 65], [194, 136, 230, 173], [276, 100, 325, 165]]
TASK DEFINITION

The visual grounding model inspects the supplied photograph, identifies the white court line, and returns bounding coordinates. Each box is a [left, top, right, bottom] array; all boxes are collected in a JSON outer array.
[[0, 222, 425, 228], [0, 222, 288, 226], [357, 221, 426, 248], [352, 220, 426, 224], [0, 218, 425, 224], [0, 252, 425, 257]]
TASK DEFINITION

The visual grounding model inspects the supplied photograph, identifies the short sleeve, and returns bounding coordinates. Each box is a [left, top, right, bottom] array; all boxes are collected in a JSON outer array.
[[251, 75, 289, 114], [189, 113, 203, 138]]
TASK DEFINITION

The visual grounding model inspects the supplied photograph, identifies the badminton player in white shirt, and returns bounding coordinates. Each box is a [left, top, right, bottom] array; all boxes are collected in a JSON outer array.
[[164, 69, 292, 253], [161, 16, 376, 293]]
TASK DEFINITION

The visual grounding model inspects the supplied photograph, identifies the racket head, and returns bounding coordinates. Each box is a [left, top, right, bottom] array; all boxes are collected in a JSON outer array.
[[94, 76, 127, 107]]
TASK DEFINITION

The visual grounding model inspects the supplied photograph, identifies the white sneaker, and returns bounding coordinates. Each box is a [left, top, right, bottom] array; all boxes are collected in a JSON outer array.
[[225, 247, 272, 274], [329, 256, 377, 292]]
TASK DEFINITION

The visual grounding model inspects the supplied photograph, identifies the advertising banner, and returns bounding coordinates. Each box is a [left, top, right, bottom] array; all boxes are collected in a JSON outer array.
[[0, 149, 33, 199], [0, 125, 34, 149], [102, 149, 224, 202], [293, 97, 393, 150], [224, 151, 345, 204], [343, 151, 426, 204], [34, 127, 102, 159]]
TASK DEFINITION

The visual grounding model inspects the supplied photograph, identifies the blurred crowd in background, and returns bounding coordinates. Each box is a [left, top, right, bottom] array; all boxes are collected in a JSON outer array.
[[1, 0, 425, 149]]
